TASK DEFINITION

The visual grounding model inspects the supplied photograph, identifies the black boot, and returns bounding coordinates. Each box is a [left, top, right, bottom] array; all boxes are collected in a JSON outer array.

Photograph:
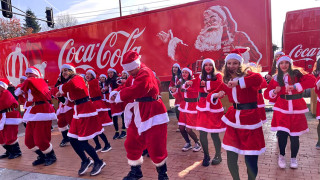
[[60, 130, 70, 147], [123, 165, 143, 180], [156, 163, 169, 180], [44, 150, 57, 166], [8, 143, 22, 159], [32, 150, 45, 166], [211, 153, 222, 165], [0, 145, 10, 159], [202, 154, 210, 167]]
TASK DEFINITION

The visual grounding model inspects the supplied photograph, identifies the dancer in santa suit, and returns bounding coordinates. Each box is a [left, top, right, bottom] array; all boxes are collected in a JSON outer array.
[[15, 76, 30, 128], [56, 63, 106, 176], [265, 51, 285, 83], [208, 48, 265, 180], [0, 78, 22, 159], [110, 50, 169, 180], [169, 63, 183, 124], [313, 57, 320, 150], [170, 67, 201, 152], [99, 74, 111, 110], [15, 66, 58, 166], [85, 69, 113, 153], [193, 58, 225, 167], [264, 55, 316, 169]]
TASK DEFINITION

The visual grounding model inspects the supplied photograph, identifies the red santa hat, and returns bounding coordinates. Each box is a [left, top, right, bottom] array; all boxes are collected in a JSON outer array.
[[60, 63, 76, 73], [20, 76, 27, 80], [275, 51, 285, 57], [108, 68, 117, 74], [181, 67, 193, 76], [86, 69, 97, 79], [225, 47, 250, 64], [202, 58, 215, 68], [172, 63, 181, 69], [276, 55, 293, 68], [122, 50, 141, 72], [99, 74, 107, 79], [122, 70, 129, 76], [25, 66, 41, 77], [0, 78, 9, 89]]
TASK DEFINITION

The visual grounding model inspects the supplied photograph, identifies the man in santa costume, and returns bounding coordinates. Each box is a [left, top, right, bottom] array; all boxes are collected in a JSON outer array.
[[15, 66, 57, 166], [110, 50, 170, 180], [0, 78, 22, 159]]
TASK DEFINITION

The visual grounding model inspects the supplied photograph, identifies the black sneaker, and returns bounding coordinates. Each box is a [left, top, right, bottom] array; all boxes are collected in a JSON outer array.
[[78, 158, 93, 175], [90, 160, 106, 176], [118, 131, 127, 139], [113, 132, 120, 139], [202, 155, 210, 167], [59, 138, 70, 147], [211, 154, 222, 165], [94, 145, 102, 152], [101, 144, 112, 153]]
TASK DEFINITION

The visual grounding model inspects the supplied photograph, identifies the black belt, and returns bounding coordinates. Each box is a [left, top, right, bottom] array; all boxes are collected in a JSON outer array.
[[199, 92, 208, 98], [180, 89, 186, 92], [280, 94, 303, 100], [91, 96, 102, 101], [136, 97, 158, 102], [0, 108, 13, 113], [233, 102, 257, 110], [175, 85, 181, 88], [74, 97, 90, 105], [185, 98, 198, 102], [33, 100, 52, 106], [258, 89, 262, 94]]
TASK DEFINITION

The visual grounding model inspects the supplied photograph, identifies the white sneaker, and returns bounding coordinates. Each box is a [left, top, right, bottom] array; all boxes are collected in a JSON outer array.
[[192, 142, 202, 152], [182, 143, 192, 152], [290, 158, 298, 169], [278, 155, 286, 169]]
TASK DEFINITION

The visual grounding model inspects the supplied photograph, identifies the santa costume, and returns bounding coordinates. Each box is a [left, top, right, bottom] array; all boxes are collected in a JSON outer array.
[[264, 55, 316, 169], [194, 58, 225, 166], [110, 50, 169, 180], [59, 63, 106, 176], [0, 78, 22, 159], [15, 66, 57, 166], [169, 63, 183, 123], [315, 72, 320, 150]]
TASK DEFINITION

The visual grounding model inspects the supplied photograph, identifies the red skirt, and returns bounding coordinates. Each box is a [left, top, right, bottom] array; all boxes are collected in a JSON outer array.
[[0, 125, 18, 145], [196, 111, 226, 133], [97, 111, 113, 126], [57, 109, 73, 131], [68, 115, 104, 141], [258, 107, 267, 123], [179, 112, 197, 129], [317, 101, 320, 120], [110, 102, 124, 117]]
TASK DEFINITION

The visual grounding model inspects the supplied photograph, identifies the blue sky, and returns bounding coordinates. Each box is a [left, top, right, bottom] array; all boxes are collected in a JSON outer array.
[[10, 0, 320, 47]]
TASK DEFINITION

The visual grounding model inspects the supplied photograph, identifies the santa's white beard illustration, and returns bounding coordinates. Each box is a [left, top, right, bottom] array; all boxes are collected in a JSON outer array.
[[194, 25, 223, 52]]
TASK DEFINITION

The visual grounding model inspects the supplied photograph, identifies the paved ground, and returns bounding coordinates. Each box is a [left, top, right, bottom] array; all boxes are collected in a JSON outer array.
[[0, 106, 319, 180]]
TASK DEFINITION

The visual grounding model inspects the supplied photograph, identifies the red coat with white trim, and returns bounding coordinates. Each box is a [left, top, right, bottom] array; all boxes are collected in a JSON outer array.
[[177, 79, 198, 114], [207, 71, 263, 129], [258, 78, 267, 123], [315, 76, 320, 120], [114, 64, 169, 134], [20, 78, 56, 121], [169, 76, 183, 106], [88, 79, 110, 112], [0, 90, 22, 128]]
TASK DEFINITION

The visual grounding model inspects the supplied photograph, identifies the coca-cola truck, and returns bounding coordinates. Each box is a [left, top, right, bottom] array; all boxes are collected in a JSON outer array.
[[0, 0, 272, 91], [283, 7, 320, 73]]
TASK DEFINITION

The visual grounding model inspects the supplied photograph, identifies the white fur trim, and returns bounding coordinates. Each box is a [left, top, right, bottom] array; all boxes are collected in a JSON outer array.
[[42, 143, 53, 154], [5, 118, 23, 125], [225, 53, 243, 64], [137, 112, 169, 134], [294, 83, 303, 92], [261, 119, 268, 124], [114, 91, 123, 103], [178, 106, 197, 114], [317, 97, 320, 102], [14, 87, 23, 96], [20, 76, 27, 80], [269, 89, 277, 99], [96, 108, 111, 112], [128, 156, 143, 166], [316, 115, 320, 120], [73, 111, 98, 119], [221, 115, 263, 130], [172, 63, 180, 69], [58, 125, 69, 132], [111, 112, 123, 117], [206, 81, 211, 91], [276, 56, 293, 68], [317, 80, 320, 90], [196, 127, 226, 133], [25, 67, 40, 77], [238, 77, 246, 89], [196, 106, 224, 113], [268, 102, 275, 105], [153, 157, 167, 167], [99, 74, 107, 79], [186, 125, 197, 129], [168, 37, 183, 60], [0, 81, 8, 89], [222, 143, 266, 155], [23, 108, 57, 122], [178, 122, 186, 126], [30, 146, 39, 151], [275, 51, 285, 56], [181, 68, 192, 76], [270, 126, 309, 136], [109, 91, 119, 103], [210, 93, 220, 105], [87, 69, 96, 78], [122, 57, 141, 72], [68, 128, 104, 141], [272, 107, 309, 114], [202, 58, 215, 68], [107, 68, 117, 73], [257, 104, 265, 108], [59, 85, 64, 94], [61, 64, 76, 73], [102, 122, 113, 126]]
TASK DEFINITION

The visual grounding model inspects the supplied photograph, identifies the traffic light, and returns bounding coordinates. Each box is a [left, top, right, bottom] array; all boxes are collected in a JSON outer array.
[[45, 7, 54, 28], [1, 0, 13, 18]]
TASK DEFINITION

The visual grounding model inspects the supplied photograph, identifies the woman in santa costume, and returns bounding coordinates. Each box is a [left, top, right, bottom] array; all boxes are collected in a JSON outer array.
[[169, 63, 183, 130], [56, 63, 106, 176], [110, 50, 169, 180], [313, 57, 320, 150], [264, 55, 316, 169], [171, 67, 201, 152], [208, 48, 265, 180], [85, 69, 113, 153], [15, 76, 30, 128], [0, 78, 22, 159], [15, 66, 58, 166], [99, 74, 111, 110], [193, 58, 225, 167]]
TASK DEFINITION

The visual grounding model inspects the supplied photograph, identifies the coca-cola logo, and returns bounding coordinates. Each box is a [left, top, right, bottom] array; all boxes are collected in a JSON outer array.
[[58, 27, 145, 71], [289, 44, 320, 62]]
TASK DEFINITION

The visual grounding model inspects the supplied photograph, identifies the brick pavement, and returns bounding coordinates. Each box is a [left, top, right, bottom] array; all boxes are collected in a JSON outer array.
[[0, 111, 319, 180]]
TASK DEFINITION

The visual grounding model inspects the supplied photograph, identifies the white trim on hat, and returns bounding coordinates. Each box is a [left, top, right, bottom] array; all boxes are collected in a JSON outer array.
[[122, 71, 129, 76], [172, 63, 181, 69], [181, 67, 193, 76], [202, 58, 215, 68], [275, 51, 285, 56], [25, 67, 41, 77], [61, 64, 76, 73], [20, 76, 27, 80], [225, 53, 243, 64], [99, 74, 107, 79], [122, 56, 141, 72], [276, 56, 293, 68], [0, 81, 8, 89], [87, 69, 96, 79], [107, 68, 117, 73]]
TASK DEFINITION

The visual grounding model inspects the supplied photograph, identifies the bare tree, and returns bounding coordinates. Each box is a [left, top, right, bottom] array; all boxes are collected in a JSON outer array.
[[41, 13, 78, 32]]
